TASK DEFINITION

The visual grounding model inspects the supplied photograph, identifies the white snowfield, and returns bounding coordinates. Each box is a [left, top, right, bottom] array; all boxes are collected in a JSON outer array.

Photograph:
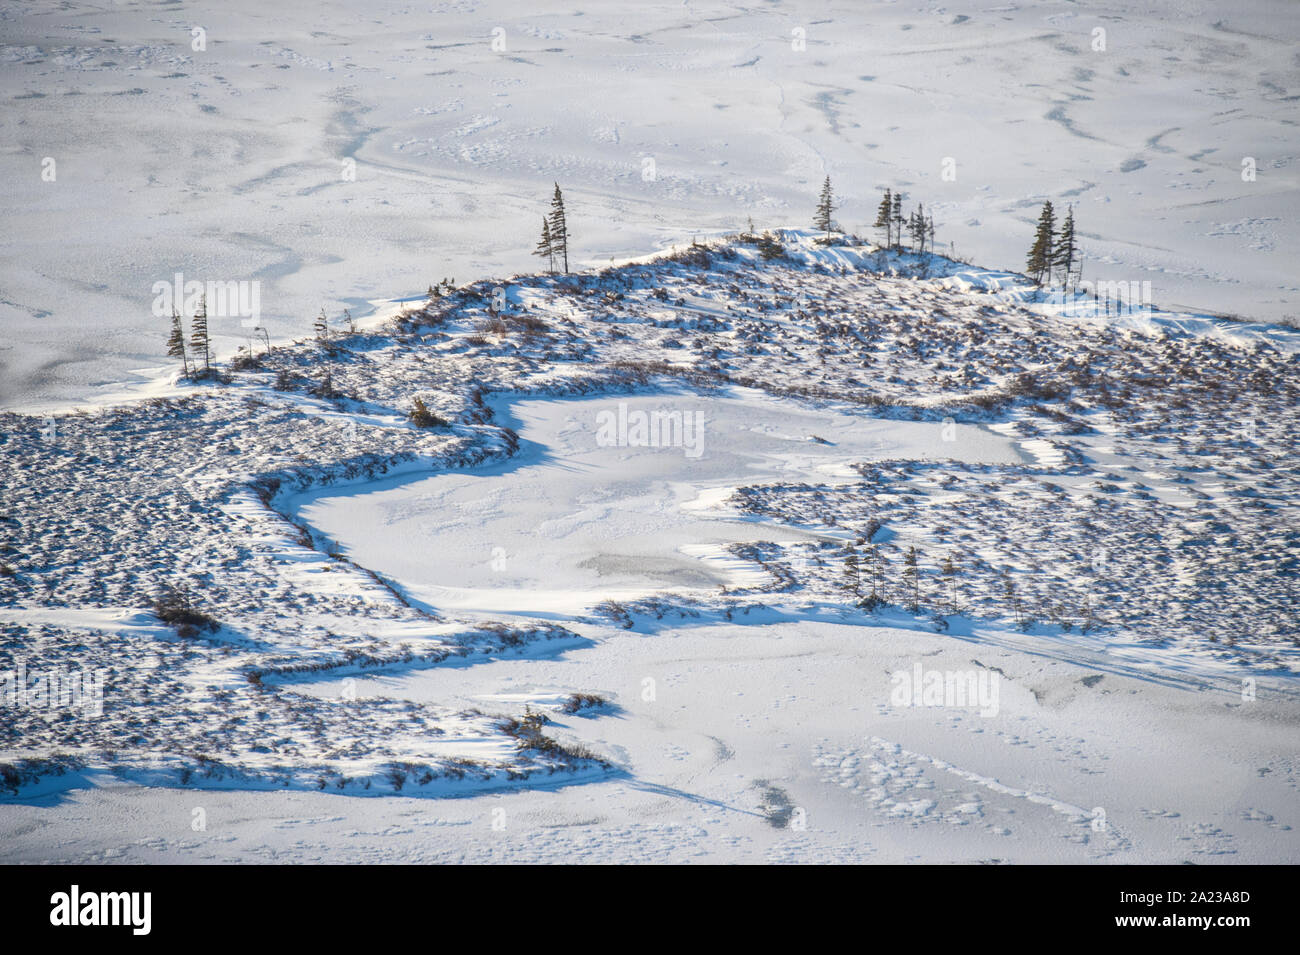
[[1, 0, 1297, 865], [1, 0, 1298, 410], [289, 389, 1022, 616], [3, 369, 1296, 864], [0, 222, 1295, 863]]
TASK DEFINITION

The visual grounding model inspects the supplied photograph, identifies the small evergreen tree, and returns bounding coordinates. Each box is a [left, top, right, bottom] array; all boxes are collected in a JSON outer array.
[[1002, 571, 1025, 629], [814, 176, 835, 239], [1026, 200, 1055, 285], [910, 203, 927, 252], [190, 294, 210, 376], [533, 216, 554, 273], [904, 545, 920, 613], [312, 308, 334, 395], [166, 308, 190, 377], [343, 308, 355, 335], [942, 554, 958, 615], [841, 548, 860, 598], [891, 193, 904, 251], [860, 542, 884, 610], [548, 183, 569, 273], [1080, 593, 1099, 635], [757, 230, 784, 260], [409, 397, 446, 428], [873, 188, 893, 250], [1052, 205, 1077, 290]]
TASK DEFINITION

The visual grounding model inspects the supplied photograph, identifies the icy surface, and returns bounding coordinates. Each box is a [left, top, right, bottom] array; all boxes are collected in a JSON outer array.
[[1, 230, 1296, 863], [2, 0, 1299, 409], [1, 0, 1298, 862], [290, 388, 1020, 616]]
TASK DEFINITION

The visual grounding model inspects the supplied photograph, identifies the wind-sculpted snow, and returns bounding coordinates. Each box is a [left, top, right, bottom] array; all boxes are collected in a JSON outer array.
[[3, 1, 1299, 410], [0, 234, 1296, 862]]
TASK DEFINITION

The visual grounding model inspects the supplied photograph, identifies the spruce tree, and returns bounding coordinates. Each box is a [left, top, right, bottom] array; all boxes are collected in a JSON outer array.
[[873, 188, 893, 249], [548, 183, 569, 273], [891, 193, 904, 251], [1002, 571, 1025, 629], [942, 554, 958, 615], [314, 307, 329, 341], [757, 230, 784, 260], [861, 542, 883, 609], [167, 308, 190, 377], [814, 176, 834, 239], [904, 546, 920, 613], [1052, 205, 1077, 290], [1026, 200, 1055, 285], [533, 216, 554, 273], [842, 548, 860, 598], [190, 294, 210, 376]]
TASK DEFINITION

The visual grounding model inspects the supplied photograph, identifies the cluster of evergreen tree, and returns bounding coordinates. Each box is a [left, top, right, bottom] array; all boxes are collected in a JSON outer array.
[[872, 187, 935, 254], [1025, 201, 1079, 288], [533, 183, 570, 274], [167, 177, 1088, 377], [166, 295, 211, 378], [810, 179, 935, 253], [840, 542, 887, 611], [426, 277, 456, 300], [841, 541, 963, 621]]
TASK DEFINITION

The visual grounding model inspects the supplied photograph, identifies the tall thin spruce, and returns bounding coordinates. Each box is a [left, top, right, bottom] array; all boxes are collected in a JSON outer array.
[[166, 307, 190, 377], [1053, 205, 1078, 290], [874, 188, 893, 249], [190, 294, 210, 377], [533, 216, 555, 274], [942, 554, 959, 615], [814, 176, 835, 240], [1026, 200, 1056, 286], [548, 183, 569, 273], [904, 545, 920, 613], [842, 547, 861, 598]]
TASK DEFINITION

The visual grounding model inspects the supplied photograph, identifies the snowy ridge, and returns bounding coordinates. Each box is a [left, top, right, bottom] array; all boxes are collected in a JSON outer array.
[[2, 230, 1297, 863]]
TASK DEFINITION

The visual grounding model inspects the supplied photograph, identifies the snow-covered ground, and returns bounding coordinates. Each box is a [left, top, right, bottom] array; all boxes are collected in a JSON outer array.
[[2, 228, 1296, 862], [1, 1, 1297, 865], [288, 388, 1020, 616], [2, 0, 1298, 410], [5, 611, 1297, 864]]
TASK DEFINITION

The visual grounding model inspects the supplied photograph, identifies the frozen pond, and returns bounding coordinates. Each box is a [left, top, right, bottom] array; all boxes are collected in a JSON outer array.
[[289, 386, 1021, 618]]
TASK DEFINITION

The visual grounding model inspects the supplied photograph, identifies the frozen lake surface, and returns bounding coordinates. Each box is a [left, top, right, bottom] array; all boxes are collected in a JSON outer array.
[[3, 0, 1299, 409], [290, 387, 1021, 616]]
